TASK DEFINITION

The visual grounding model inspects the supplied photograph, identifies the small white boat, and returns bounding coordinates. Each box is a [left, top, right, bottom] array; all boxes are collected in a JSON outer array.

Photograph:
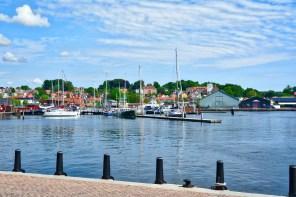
[[43, 108, 80, 118], [166, 108, 186, 118]]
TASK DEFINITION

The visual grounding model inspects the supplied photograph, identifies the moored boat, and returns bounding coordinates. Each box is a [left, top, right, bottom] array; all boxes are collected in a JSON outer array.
[[43, 108, 80, 117], [114, 108, 136, 119]]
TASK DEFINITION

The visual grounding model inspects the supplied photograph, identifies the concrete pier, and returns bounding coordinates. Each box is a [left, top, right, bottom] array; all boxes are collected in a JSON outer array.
[[0, 171, 281, 197], [136, 115, 222, 123]]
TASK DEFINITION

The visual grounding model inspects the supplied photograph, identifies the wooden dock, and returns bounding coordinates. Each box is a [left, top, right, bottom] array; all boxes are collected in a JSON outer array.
[[136, 115, 222, 123]]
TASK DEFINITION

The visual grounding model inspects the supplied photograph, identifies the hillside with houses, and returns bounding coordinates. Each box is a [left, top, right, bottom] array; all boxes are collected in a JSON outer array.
[[0, 79, 295, 113]]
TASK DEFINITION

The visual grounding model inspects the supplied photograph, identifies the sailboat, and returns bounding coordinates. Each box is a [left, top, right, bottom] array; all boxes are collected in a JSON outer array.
[[43, 72, 80, 118], [103, 77, 113, 116], [166, 49, 186, 118], [114, 79, 136, 119], [136, 65, 144, 115]]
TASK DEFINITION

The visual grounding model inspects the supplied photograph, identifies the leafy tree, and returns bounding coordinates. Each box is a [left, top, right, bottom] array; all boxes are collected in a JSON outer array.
[[40, 94, 49, 102], [127, 92, 139, 103], [221, 84, 244, 97], [243, 88, 261, 98], [34, 87, 48, 100], [42, 79, 74, 91], [23, 100, 29, 106], [20, 85, 31, 90], [180, 80, 199, 90], [131, 80, 145, 91], [84, 87, 99, 96], [99, 79, 130, 90], [153, 81, 160, 89], [223, 86, 234, 96], [283, 85, 296, 96], [12, 99, 21, 106]]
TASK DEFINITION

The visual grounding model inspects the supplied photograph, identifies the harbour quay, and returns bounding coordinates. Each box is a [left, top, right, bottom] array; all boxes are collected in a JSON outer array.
[[0, 172, 282, 197]]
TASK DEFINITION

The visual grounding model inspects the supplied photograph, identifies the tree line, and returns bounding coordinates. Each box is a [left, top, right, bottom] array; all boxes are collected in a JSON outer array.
[[4, 79, 295, 103]]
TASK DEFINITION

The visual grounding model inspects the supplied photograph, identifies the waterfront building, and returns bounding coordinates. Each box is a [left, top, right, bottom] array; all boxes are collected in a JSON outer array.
[[271, 97, 296, 108], [143, 85, 157, 95], [239, 97, 271, 109], [199, 90, 239, 109]]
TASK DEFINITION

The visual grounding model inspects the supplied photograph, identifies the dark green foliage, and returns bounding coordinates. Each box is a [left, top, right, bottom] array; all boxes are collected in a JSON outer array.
[[99, 79, 130, 90], [131, 80, 145, 90], [243, 88, 262, 98], [220, 84, 244, 97], [20, 85, 31, 90], [42, 79, 74, 91], [84, 87, 99, 96]]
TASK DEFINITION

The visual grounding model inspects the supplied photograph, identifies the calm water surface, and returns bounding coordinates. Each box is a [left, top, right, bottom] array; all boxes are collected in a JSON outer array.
[[0, 112, 295, 195]]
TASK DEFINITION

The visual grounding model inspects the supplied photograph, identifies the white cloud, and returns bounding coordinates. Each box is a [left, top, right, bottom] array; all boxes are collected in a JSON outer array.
[[60, 51, 70, 57], [2, 52, 27, 63], [6, 81, 13, 85], [0, 5, 49, 27], [0, 33, 11, 46], [32, 78, 43, 84], [36, 0, 296, 69]]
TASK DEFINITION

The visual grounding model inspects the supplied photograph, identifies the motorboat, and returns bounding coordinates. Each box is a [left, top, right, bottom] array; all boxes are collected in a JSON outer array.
[[43, 107, 80, 118], [165, 108, 186, 118]]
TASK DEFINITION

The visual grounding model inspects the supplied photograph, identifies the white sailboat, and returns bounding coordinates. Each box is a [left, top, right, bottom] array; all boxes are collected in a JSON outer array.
[[43, 72, 80, 118], [166, 49, 186, 118], [103, 75, 113, 116]]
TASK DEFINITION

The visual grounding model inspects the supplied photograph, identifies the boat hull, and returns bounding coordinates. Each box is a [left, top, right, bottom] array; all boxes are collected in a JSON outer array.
[[43, 111, 80, 117], [115, 110, 136, 119]]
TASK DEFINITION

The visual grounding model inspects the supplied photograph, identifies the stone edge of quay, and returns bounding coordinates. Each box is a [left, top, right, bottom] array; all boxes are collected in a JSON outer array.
[[0, 171, 283, 197]]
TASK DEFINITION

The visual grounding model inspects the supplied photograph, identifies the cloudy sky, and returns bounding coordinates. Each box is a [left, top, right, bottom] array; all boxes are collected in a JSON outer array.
[[0, 0, 295, 90]]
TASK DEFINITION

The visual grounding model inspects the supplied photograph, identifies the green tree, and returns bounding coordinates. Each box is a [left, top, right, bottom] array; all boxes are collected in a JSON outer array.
[[12, 99, 21, 106], [34, 87, 48, 100], [131, 80, 145, 91], [84, 87, 99, 96], [20, 85, 31, 90], [221, 84, 244, 97], [99, 79, 130, 90], [42, 79, 74, 91], [243, 88, 261, 98], [127, 92, 139, 103]]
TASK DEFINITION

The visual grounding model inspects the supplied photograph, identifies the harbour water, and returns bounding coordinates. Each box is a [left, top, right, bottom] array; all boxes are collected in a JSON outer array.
[[0, 112, 295, 195]]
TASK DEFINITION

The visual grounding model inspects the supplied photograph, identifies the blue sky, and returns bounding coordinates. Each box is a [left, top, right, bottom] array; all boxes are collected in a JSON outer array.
[[0, 0, 295, 91]]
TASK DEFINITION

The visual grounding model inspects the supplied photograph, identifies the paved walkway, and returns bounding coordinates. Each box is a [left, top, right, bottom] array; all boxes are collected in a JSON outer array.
[[0, 172, 279, 197]]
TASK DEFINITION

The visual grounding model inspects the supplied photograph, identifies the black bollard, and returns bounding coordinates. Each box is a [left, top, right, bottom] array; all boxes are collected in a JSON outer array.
[[154, 157, 166, 184], [211, 160, 227, 190], [12, 149, 25, 173], [101, 154, 114, 180], [54, 151, 67, 176], [183, 179, 194, 188], [289, 165, 296, 197]]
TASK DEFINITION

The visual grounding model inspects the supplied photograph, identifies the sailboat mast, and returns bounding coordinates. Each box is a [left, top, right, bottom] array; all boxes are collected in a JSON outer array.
[[93, 87, 96, 109], [124, 79, 127, 107], [105, 75, 108, 108], [119, 81, 121, 107], [138, 65, 143, 114], [175, 48, 179, 106], [62, 81, 64, 106], [51, 80, 54, 105], [57, 79, 60, 107]]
